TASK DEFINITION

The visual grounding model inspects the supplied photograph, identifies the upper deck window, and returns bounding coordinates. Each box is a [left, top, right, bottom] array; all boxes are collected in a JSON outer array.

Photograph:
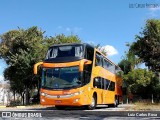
[[95, 53, 102, 66], [45, 45, 84, 59]]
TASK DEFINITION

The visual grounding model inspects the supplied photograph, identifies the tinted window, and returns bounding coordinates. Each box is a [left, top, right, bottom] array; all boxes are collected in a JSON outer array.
[[108, 81, 115, 91], [85, 45, 94, 61], [103, 58, 115, 73], [101, 78, 105, 89], [83, 64, 92, 85], [95, 53, 102, 66], [105, 79, 110, 90], [83, 71, 91, 85], [103, 59, 108, 69], [93, 77, 101, 88], [93, 77, 105, 89], [45, 45, 84, 59]]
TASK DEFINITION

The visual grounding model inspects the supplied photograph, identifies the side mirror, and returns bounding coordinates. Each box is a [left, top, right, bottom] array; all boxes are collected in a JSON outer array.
[[79, 59, 92, 72], [34, 62, 43, 74]]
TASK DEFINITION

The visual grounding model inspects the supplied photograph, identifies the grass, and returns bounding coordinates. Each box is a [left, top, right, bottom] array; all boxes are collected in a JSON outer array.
[[125, 100, 160, 111]]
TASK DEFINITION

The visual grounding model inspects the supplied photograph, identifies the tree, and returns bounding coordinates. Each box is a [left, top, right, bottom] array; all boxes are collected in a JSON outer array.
[[0, 26, 82, 105], [0, 27, 45, 104], [118, 43, 142, 74], [123, 69, 154, 98], [130, 19, 160, 72], [118, 59, 131, 74]]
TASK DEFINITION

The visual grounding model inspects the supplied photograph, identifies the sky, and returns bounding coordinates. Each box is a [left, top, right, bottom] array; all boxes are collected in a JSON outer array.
[[0, 0, 160, 82]]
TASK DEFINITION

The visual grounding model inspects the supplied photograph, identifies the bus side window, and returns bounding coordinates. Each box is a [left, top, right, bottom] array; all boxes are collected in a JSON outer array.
[[83, 64, 92, 85], [83, 70, 91, 85], [103, 59, 108, 69], [101, 78, 105, 89], [95, 53, 102, 67], [93, 77, 101, 88], [85, 46, 94, 61], [108, 81, 115, 91], [105, 79, 110, 90]]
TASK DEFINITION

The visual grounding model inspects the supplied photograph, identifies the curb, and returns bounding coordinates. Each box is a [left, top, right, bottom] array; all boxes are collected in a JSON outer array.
[[16, 106, 26, 108], [0, 106, 6, 108]]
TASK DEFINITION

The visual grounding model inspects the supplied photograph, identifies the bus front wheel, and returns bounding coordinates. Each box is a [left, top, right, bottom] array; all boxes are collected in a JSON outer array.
[[85, 95, 97, 110]]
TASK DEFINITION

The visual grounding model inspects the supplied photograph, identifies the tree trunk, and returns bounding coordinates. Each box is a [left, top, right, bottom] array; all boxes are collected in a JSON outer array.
[[152, 94, 154, 103], [13, 90, 15, 102], [22, 93, 25, 105], [25, 87, 29, 105]]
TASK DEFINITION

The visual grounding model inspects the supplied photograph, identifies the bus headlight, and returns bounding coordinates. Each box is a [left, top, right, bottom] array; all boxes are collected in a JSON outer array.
[[73, 91, 83, 96], [41, 92, 47, 96]]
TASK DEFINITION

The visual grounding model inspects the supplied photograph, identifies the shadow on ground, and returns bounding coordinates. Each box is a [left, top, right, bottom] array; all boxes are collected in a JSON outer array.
[[26, 104, 119, 111]]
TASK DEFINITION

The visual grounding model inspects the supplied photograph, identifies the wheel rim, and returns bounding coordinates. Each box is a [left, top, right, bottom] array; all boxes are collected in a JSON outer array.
[[91, 97, 95, 107], [115, 99, 117, 106]]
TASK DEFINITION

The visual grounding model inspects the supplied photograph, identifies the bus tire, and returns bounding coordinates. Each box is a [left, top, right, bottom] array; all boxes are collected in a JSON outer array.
[[108, 97, 118, 108], [117, 96, 120, 105], [55, 105, 66, 110], [85, 94, 97, 110]]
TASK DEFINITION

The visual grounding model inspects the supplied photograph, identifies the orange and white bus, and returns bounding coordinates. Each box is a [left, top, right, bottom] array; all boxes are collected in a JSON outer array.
[[34, 43, 123, 110]]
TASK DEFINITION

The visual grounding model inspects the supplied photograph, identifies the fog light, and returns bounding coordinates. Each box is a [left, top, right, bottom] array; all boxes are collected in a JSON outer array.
[[41, 99, 45, 102], [73, 98, 79, 103]]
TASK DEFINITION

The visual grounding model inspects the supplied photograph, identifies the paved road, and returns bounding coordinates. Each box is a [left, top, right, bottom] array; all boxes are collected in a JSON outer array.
[[0, 104, 160, 120]]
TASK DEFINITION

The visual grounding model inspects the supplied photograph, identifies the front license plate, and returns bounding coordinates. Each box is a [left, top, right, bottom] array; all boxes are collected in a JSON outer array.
[[55, 100, 62, 103]]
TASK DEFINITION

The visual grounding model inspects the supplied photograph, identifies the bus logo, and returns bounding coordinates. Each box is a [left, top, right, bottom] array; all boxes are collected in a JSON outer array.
[[57, 95, 60, 98]]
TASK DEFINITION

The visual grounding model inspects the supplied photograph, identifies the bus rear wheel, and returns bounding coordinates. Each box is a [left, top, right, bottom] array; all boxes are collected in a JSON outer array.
[[55, 105, 66, 110], [85, 95, 97, 110], [108, 97, 118, 108]]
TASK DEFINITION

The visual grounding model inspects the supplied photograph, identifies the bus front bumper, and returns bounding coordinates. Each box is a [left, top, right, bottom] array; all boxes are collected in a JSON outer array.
[[40, 92, 89, 106]]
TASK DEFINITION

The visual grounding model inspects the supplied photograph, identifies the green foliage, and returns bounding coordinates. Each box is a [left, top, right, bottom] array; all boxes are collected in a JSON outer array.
[[119, 19, 160, 100], [123, 69, 154, 96], [0, 26, 81, 104], [118, 42, 142, 75], [118, 59, 131, 74], [9, 100, 21, 106], [130, 19, 160, 72]]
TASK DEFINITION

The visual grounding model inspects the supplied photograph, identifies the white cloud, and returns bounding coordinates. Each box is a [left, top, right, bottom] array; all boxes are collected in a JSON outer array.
[[99, 45, 118, 56]]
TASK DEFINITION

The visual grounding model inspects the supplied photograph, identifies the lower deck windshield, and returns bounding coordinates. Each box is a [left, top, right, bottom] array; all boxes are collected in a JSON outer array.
[[42, 66, 81, 90]]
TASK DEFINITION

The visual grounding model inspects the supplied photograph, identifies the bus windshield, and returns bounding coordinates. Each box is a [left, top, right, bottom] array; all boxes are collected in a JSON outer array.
[[45, 45, 84, 59], [42, 66, 82, 90]]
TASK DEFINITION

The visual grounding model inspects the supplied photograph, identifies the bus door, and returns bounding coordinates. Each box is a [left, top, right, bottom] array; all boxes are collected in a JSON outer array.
[[93, 77, 103, 104]]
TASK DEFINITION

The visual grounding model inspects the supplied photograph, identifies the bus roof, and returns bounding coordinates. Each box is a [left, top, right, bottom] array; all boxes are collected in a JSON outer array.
[[50, 43, 94, 48], [49, 42, 121, 70]]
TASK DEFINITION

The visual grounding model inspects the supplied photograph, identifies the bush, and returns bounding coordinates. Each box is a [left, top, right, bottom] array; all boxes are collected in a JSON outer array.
[[9, 100, 21, 106]]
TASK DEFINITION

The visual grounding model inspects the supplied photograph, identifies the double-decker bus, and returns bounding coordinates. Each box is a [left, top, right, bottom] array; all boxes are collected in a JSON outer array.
[[34, 43, 123, 110]]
